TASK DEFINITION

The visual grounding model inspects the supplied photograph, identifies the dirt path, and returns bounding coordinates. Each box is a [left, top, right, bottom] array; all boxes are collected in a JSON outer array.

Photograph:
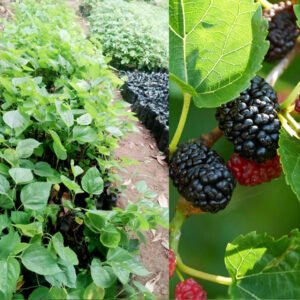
[[66, 1, 169, 299]]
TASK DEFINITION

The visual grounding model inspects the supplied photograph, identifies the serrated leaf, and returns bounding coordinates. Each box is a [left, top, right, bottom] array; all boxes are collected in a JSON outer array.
[[225, 229, 300, 299], [169, 0, 268, 107], [294, 5, 300, 27], [278, 129, 300, 201]]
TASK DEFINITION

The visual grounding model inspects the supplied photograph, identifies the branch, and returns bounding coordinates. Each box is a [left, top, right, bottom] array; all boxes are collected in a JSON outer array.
[[266, 40, 300, 87]]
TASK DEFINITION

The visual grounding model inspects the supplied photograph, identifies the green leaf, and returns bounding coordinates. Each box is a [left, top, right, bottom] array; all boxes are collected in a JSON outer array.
[[0, 231, 20, 259], [169, 0, 268, 107], [21, 244, 61, 276], [91, 258, 117, 288], [45, 259, 77, 288], [279, 129, 300, 201], [20, 182, 52, 210], [0, 174, 10, 195], [16, 139, 40, 158], [76, 113, 92, 125], [71, 160, 84, 178], [3, 110, 30, 130], [61, 175, 83, 194], [28, 287, 49, 300], [225, 229, 300, 299], [48, 287, 68, 300], [100, 224, 121, 248], [83, 283, 105, 300], [294, 5, 300, 27], [9, 168, 34, 184], [49, 130, 67, 161], [0, 214, 9, 232], [11, 211, 30, 224], [55, 100, 74, 128], [52, 233, 78, 265], [34, 162, 58, 178], [15, 222, 43, 237], [106, 126, 123, 137], [85, 211, 107, 232], [135, 180, 148, 194], [73, 126, 97, 144], [81, 167, 104, 195], [0, 258, 20, 300]]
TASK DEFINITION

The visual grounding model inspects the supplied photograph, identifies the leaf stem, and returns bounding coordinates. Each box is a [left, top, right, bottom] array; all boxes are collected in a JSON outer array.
[[257, 0, 273, 9], [280, 82, 300, 110], [177, 257, 232, 286], [176, 269, 185, 282], [170, 198, 232, 286], [169, 93, 191, 154], [201, 127, 223, 147]]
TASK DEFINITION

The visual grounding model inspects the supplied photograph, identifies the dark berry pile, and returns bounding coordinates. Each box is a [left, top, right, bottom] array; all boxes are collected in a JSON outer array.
[[228, 153, 281, 186], [121, 71, 168, 152], [175, 278, 207, 300], [169, 140, 236, 213], [169, 249, 176, 278], [216, 76, 281, 162], [264, 1, 299, 62]]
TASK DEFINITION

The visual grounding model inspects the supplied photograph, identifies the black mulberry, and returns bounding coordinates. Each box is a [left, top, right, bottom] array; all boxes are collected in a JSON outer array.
[[265, 1, 299, 62], [169, 140, 236, 213], [216, 76, 281, 162]]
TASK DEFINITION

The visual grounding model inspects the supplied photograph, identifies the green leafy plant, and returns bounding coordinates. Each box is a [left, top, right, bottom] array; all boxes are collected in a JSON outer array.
[[0, 0, 167, 299], [81, 0, 168, 70], [169, 0, 300, 299]]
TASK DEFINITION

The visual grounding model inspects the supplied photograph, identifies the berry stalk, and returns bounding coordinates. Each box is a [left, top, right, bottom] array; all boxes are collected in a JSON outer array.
[[169, 93, 191, 154], [257, 0, 273, 9], [170, 198, 232, 286]]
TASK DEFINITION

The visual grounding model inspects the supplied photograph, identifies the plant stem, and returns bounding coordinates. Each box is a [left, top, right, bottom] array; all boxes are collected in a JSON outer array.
[[176, 257, 232, 286], [169, 93, 191, 154], [280, 82, 300, 110], [201, 127, 223, 147], [257, 0, 273, 9], [170, 198, 232, 286], [176, 269, 185, 281], [266, 40, 300, 88]]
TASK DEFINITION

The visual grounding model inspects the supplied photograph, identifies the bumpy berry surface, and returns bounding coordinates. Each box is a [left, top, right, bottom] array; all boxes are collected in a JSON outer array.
[[175, 278, 207, 300], [227, 153, 281, 186], [169, 249, 176, 278], [264, 1, 299, 62], [169, 140, 235, 213], [216, 76, 281, 163], [295, 98, 300, 113]]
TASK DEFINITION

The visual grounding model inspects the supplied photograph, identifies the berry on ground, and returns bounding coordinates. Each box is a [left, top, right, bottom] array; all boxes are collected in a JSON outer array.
[[169, 249, 176, 278], [175, 278, 207, 300], [264, 1, 299, 62], [227, 153, 281, 186], [169, 140, 236, 213], [216, 76, 281, 163], [295, 98, 300, 113]]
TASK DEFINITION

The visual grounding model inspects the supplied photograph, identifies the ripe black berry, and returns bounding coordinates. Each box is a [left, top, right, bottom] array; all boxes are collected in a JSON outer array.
[[216, 76, 281, 162], [264, 1, 299, 62], [169, 140, 235, 213]]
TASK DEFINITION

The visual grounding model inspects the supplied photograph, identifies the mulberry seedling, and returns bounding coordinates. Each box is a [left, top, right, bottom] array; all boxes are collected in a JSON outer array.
[[216, 76, 281, 163], [227, 153, 281, 186], [169, 140, 236, 213], [175, 278, 207, 300], [264, 1, 299, 62]]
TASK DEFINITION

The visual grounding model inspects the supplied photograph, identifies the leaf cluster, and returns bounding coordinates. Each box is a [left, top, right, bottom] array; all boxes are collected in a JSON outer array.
[[82, 0, 168, 71]]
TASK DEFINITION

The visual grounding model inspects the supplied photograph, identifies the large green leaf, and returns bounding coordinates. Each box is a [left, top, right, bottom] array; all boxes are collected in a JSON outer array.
[[55, 100, 74, 128], [225, 229, 300, 299], [278, 129, 300, 201], [16, 139, 40, 158], [0, 231, 20, 259], [91, 258, 117, 288], [20, 182, 52, 210], [294, 5, 300, 27], [49, 130, 67, 161], [100, 224, 121, 248], [9, 168, 34, 184], [21, 244, 61, 276], [169, 0, 268, 107], [0, 258, 20, 300], [81, 167, 104, 195], [83, 283, 104, 300]]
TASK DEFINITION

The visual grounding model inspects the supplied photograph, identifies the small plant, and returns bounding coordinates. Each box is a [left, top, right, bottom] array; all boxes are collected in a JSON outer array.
[[82, 0, 168, 71], [169, 0, 300, 298], [0, 0, 167, 299]]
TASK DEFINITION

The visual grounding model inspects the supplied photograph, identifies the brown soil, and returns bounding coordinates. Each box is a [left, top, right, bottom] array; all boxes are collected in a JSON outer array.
[[66, 1, 169, 298]]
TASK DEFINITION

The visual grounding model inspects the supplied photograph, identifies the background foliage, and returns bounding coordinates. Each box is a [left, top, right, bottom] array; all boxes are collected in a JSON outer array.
[[81, 0, 168, 70]]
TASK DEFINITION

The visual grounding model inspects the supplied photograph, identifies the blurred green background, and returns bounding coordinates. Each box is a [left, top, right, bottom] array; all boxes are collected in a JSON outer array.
[[169, 57, 300, 299]]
